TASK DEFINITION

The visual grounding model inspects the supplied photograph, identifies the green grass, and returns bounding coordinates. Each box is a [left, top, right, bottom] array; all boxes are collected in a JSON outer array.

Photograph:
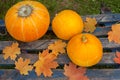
[[0, 0, 120, 20]]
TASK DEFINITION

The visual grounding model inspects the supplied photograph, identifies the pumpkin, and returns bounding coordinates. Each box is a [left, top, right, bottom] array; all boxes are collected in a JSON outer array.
[[5, 1, 50, 42], [67, 33, 103, 67], [52, 10, 84, 40]]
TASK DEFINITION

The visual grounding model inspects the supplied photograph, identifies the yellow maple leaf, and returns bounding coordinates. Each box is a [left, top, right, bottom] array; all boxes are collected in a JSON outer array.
[[15, 57, 33, 75], [48, 40, 67, 56], [2, 42, 21, 60], [34, 49, 59, 77], [84, 17, 97, 33], [108, 23, 120, 44]]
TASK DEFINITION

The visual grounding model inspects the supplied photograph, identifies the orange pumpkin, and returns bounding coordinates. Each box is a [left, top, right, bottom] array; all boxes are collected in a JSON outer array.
[[5, 1, 50, 42], [52, 10, 84, 40], [67, 33, 103, 67]]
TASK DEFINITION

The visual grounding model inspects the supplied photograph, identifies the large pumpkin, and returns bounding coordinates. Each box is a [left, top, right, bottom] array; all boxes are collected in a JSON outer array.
[[67, 33, 103, 67], [5, 1, 50, 42]]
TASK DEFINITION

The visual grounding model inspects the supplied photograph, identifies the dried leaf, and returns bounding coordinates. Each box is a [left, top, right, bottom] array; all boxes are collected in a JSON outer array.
[[34, 49, 59, 77], [84, 17, 97, 33], [2, 42, 21, 60], [48, 40, 67, 56], [113, 51, 120, 64], [108, 23, 120, 44], [64, 62, 89, 80], [15, 57, 33, 75]]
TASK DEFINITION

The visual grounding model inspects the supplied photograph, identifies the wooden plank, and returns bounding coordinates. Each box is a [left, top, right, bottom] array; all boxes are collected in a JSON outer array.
[[49, 26, 111, 36], [0, 38, 119, 51], [0, 25, 111, 37], [0, 17, 115, 37], [93, 27, 111, 36], [0, 52, 116, 65], [87, 69, 120, 80], [0, 69, 67, 80], [0, 69, 120, 80], [0, 14, 120, 26], [82, 13, 120, 23], [0, 20, 4, 27]]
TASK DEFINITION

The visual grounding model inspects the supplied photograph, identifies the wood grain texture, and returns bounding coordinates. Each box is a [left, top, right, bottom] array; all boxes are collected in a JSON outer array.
[[0, 69, 120, 80], [0, 23, 112, 37], [82, 13, 120, 23], [0, 52, 116, 65], [0, 69, 67, 80], [0, 38, 120, 51], [87, 69, 120, 80]]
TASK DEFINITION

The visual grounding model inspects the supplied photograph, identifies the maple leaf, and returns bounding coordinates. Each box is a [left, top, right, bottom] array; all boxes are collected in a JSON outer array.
[[113, 51, 120, 64], [15, 57, 33, 75], [48, 40, 67, 56], [2, 42, 21, 60], [64, 62, 89, 80], [33, 49, 59, 77], [84, 17, 97, 33], [108, 23, 120, 44]]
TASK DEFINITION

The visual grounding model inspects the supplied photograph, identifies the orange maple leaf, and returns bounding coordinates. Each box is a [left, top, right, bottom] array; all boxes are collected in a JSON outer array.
[[108, 23, 120, 44], [33, 49, 59, 77], [2, 42, 21, 60], [15, 57, 33, 75], [64, 62, 89, 80], [84, 17, 97, 33], [113, 51, 120, 64], [48, 40, 67, 56]]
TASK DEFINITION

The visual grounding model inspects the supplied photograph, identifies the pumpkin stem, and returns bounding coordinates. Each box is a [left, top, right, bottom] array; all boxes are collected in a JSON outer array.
[[18, 5, 33, 17], [81, 35, 87, 43]]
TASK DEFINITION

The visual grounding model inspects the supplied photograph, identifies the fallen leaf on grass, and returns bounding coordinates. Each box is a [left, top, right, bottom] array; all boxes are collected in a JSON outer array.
[[113, 51, 120, 64], [48, 40, 67, 56], [64, 62, 89, 80], [2, 42, 21, 60], [34, 49, 59, 77], [108, 23, 120, 44], [15, 57, 33, 75], [84, 17, 97, 33]]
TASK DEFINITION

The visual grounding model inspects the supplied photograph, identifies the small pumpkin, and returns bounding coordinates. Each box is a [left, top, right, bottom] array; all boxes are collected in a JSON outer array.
[[67, 33, 103, 67], [52, 10, 84, 40], [5, 1, 50, 42]]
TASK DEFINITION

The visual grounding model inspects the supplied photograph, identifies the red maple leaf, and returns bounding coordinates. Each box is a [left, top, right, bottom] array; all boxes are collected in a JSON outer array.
[[64, 62, 89, 80], [113, 51, 120, 64]]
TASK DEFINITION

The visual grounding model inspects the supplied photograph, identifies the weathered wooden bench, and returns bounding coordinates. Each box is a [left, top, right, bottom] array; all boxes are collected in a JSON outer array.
[[0, 13, 120, 80]]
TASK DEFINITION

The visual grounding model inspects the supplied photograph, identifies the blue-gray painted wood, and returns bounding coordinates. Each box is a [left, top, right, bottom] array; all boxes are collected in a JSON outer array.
[[0, 20, 4, 27], [87, 69, 120, 80], [0, 13, 120, 80], [0, 20, 112, 36], [82, 13, 120, 23], [0, 52, 116, 65], [0, 38, 120, 51], [0, 69, 120, 80], [0, 69, 67, 80]]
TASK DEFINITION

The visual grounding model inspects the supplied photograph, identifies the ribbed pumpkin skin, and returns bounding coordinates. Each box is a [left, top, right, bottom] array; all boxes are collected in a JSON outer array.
[[5, 1, 50, 42]]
